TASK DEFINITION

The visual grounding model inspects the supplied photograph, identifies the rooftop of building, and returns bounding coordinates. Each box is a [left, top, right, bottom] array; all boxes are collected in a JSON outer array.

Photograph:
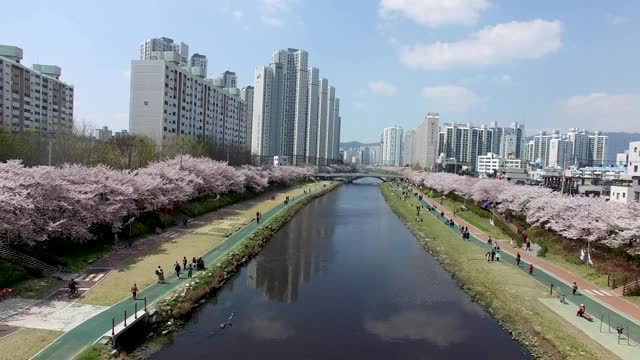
[[0, 44, 71, 84]]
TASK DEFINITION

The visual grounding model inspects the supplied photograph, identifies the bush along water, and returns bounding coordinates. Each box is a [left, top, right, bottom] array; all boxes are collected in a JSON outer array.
[[132, 183, 340, 351]]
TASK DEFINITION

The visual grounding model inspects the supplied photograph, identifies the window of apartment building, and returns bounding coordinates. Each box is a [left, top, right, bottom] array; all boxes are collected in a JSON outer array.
[[635, 165, 639, 173]]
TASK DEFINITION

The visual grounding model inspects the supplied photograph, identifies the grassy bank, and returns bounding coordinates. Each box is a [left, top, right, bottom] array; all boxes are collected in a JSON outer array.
[[382, 183, 615, 360], [154, 182, 340, 319], [422, 188, 636, 289]]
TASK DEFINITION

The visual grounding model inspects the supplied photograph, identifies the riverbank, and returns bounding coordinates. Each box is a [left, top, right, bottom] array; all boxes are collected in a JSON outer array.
[[75, 182, 340, 360], [381, 183, 616, 360]]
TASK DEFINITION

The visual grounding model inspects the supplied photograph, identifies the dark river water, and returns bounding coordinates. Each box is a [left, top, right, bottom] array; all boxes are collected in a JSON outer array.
[[150, 181, 529, 359]]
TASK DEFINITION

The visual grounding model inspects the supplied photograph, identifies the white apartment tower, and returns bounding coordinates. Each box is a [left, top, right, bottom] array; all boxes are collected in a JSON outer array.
[[241, 86, 254, 150], [251, 50, 340, 165], [415, 113, 440, 170], [252, 63, 285, 157], [190, 53, 208, 76], [382, 126, 403, 166], [272, 49, 309, 163], [333, 97, 341, 159], [217, 71, 237, 88], [548, 138, 572, 169], [0, 45, 74, 133], [129, 42, 248, 151], [325, 86, 336, 161], [140, 37, 189, 65], [316, 78, 329, 163], [305, 67, 320, 162]]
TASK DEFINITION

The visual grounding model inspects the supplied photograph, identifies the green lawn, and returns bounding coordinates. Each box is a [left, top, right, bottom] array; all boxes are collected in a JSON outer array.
[[422, 188, 626, 291], [382, 184, 616, 360], [0, 258, 29, 288], [429, 196, 510, 239]]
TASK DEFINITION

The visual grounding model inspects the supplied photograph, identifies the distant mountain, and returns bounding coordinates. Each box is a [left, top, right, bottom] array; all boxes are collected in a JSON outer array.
[[340, 141, 379, 149], [605, 132, 640, 159]]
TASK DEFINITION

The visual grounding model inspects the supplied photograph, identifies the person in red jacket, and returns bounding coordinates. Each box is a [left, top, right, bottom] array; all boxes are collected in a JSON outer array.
[[528, 264, 534, 275]]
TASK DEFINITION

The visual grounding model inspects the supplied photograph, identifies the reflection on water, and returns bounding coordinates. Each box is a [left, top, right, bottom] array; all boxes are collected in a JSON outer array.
[[151, 180, 529, 359], [247, 194, 336, 303]]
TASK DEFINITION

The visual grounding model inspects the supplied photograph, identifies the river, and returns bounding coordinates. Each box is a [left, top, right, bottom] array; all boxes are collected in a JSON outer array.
[[149, 180, 529, 359]]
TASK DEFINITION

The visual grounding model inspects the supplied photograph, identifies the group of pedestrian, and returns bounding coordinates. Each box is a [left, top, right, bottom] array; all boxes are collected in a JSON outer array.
[[516, 227, 533, 251], [460, 226, 470, 240], [155, 256, 206, 285], [485, 240, 502, 262]]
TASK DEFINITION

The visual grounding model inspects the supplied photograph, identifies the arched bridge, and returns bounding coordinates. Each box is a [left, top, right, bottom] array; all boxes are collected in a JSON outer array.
[[316, 172, 404, 183]]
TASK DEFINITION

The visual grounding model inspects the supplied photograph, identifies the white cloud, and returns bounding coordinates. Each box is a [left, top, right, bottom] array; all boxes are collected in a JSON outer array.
[[259, 0, 290, 26], [401, 19, 562, 70], [259, 0, 289, 12], [369, 81, 398, 96], [353, 101, 366, 109], [231, 10, 244, 18], [607, 14, 629, 25], [422, 85, 480, 112], [261, 16, 285, 27], [379, 0, 490, 27], [495, 74, 512, 84], [559, 92, 640, 132]]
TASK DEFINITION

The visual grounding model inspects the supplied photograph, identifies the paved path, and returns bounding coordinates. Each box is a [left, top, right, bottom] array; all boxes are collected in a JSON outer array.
[[31, 187, 324, 360], [403, 187, 640, 344]]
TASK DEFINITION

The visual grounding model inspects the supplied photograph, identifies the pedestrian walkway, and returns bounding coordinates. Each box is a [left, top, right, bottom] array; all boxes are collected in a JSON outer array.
[[31, 185, 327, 360], [405, 187, 640, 344]]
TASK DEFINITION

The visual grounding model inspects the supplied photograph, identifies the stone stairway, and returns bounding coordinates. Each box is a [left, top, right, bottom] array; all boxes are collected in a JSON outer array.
[[0, 244, 67, 275]]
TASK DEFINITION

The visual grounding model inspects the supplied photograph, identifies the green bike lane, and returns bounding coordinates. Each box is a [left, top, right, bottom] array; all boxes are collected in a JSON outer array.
[[399, 188, 640, 344], [32, 187, 323, 360]]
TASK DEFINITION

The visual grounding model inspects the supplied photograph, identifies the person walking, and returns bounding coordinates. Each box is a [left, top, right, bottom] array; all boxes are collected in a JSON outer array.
[[510, 238, 514, 247], [572, 282, 578, 295], [486, 252, 491, 262], [528, 264, 534, 275], [131, 283, 138, 300], [490, 249, 496, 262], [516, 252, 521, 266], [495, 252, 501, 262], [187, 264, 193, 279], [256, 211, 260, 224], [487, 236, 493, 246], [526, 240, 531, 251], [156, 266, 165, 284], [175, 261, 181, 278], [182, 256, 187, 270]]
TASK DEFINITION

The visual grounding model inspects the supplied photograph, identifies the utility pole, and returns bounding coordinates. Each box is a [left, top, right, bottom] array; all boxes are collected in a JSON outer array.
[[560, 155, 567, 195]]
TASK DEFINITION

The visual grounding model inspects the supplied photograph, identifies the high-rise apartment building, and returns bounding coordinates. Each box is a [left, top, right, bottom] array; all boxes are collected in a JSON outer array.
[[548, 138, 572, 169], [252, 63, 284, 157], [241, 86, 254, 148], [305, 68, 320, 162], [403, 128, 416, 166], [129, 40, 249, 151], [0, 45, 74, 134], [217, 70, 237, 88], [95, 126, 113, 141], [589, 131, 607, 167], [140, 37, 189, 65], [414, 113, 440, 170], [190, 53, 208, 76], [567, 128, 592, 166], [251, 49, 340, 165], [382, 126, 403, 166], [316, 78, 329, 163]]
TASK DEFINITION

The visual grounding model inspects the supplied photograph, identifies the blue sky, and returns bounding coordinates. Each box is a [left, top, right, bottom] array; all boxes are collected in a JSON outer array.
[[2, 0, 640, 142]]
